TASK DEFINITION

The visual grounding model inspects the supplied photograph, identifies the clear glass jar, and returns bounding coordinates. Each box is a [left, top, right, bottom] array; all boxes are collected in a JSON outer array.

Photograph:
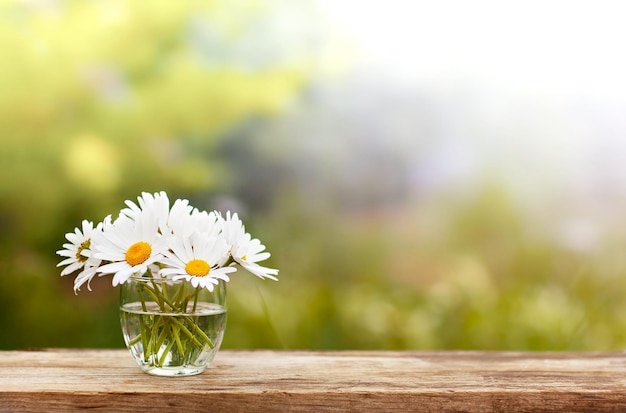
[[119, 275, 227, 376]]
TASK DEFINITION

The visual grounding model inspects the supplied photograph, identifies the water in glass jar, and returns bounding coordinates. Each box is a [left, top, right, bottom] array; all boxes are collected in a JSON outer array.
[[120, 301, 227, 376]]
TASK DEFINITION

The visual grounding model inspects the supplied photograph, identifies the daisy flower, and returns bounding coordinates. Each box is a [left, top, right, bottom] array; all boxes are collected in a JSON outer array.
[[221, 211, 246, 248], [230, 231, 279, 281], [56, 219, 104, 293], [93, 210, 168, 286], [195, 209, 223, 239], [222, 211, 278, 281], [121, 191, 170, 234], [57, 220, 99, 276], [167, 200, 222, 240], [160, 232, 236, 291], [166, 198, 194, 236]]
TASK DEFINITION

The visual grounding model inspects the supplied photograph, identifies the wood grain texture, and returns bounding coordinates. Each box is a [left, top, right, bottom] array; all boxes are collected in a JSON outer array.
[[1, 349, 626, 412]]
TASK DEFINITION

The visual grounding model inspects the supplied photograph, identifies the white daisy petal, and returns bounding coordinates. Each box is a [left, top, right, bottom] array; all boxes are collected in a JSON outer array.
[[121, 191, 170, 233]]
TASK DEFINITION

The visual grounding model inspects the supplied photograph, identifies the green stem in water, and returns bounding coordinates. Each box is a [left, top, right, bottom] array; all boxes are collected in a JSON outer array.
[[173, 282, 187, 309], [158, 337, 176, 367], [154, 317, 169, 354], [169, 316, 214, 349], [129, 274, 220, 368], [135, 282, 150, 361], [173, 323, 185, 358], [192, 287, 200, 313]]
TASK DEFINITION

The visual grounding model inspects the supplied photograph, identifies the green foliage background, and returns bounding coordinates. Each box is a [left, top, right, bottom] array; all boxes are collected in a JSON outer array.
[[0, 0, 301, 349], [2, 0, 626, 352]]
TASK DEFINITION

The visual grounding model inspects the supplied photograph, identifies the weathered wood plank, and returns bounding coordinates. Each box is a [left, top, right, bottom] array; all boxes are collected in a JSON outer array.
[[1, 349, 625, 412]]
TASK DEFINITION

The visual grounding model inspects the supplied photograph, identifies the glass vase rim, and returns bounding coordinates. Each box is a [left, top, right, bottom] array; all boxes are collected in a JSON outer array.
[[125, 273, 226, 287], [126, 273, 170, 282]]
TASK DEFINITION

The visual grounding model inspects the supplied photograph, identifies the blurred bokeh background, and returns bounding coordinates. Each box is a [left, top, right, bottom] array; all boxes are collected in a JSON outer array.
[[3, 0, 626, 351]]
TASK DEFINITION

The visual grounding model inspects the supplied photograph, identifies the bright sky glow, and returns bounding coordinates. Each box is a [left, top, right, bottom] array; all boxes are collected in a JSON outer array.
[[320, 0, 626, 100]]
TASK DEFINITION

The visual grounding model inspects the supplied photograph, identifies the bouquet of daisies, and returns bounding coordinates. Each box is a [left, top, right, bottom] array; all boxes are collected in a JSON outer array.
[[57, 192, 278, 374], [57, 191, 278, 293]]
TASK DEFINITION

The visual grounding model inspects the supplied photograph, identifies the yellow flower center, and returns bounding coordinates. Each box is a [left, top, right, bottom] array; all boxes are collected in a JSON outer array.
[[125, 241, 152, 266], [76, 239, 91, 263], [185, 259, 211, 277], [241, 255, 247, 261]]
